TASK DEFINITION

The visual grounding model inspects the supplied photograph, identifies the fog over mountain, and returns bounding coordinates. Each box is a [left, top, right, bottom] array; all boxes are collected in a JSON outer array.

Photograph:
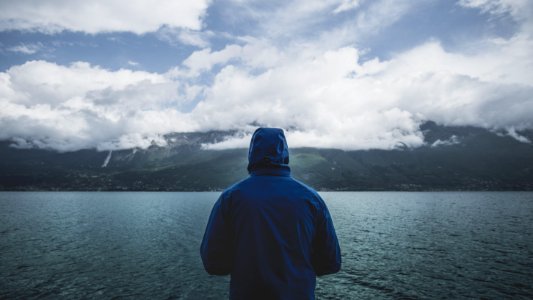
[[1, 122, 532, 191], [1, 0, 532, 152]]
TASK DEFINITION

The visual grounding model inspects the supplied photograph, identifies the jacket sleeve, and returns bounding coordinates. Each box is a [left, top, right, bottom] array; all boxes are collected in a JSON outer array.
[[312, 197, 341, 276], [200, 194, 233, 275]]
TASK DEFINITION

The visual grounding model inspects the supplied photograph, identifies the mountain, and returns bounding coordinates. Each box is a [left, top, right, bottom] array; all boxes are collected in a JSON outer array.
[[1, 122, 533, 191]]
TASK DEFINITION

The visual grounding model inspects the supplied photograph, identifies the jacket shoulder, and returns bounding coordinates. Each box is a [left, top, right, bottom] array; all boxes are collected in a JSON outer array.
[[221, 175, 323, 205], [219, 176, 253, 199], [291, 177, 323, 199]]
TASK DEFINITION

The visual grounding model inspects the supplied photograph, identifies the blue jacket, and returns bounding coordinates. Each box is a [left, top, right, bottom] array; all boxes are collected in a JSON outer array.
[[200, 128, 341, 300]]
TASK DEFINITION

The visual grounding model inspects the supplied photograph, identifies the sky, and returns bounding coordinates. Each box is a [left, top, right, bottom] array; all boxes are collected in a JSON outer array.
[[0, 0, 532, 152]]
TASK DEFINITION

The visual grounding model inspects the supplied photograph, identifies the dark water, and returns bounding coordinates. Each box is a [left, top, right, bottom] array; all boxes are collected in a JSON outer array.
[[1, 192, 532, 299]]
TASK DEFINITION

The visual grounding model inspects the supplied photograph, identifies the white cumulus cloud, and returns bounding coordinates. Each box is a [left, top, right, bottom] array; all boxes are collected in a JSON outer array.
[[2, 29, 533, 152], [1, 0, 532, 152], [0, 0, 210, 34], [0, 60, 195, 151], [187, 26, 533, 149]]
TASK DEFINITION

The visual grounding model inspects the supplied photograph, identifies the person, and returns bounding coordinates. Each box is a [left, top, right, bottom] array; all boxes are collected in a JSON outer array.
[[200, 127, 341, 300]]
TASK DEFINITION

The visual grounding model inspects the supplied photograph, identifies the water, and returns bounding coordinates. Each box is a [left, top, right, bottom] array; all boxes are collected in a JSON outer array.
[[0, 192, 532, 299]]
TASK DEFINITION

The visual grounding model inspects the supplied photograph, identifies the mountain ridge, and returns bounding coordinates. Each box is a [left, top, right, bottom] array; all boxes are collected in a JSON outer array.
[[1, 122, 532, 191]]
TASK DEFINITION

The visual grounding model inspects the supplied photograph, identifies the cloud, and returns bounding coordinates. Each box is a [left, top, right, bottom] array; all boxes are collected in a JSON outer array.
[[229, 0, 417, 49], [156, 27, 211, 48], [171, 45, 244, 78], [167, 41, 282, 78], [505, 127, 531, 143], [0, 0, 210, 34], [7, 43, 42, 54], [0, 60, 195, 151], [1, 1, 532, 152], [193, 29, 532, 148], [431, 135, 460, 147], [222, 0, 355, 44], [458, 0, 533, 31], [2, 29, 533, 152], [458, 0, 525, 15], [334, 0, 362, 14], [353, 0, 414, 37]]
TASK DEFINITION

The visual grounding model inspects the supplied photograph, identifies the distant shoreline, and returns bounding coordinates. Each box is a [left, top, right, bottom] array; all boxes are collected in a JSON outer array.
[[1, 188, 532, 192]]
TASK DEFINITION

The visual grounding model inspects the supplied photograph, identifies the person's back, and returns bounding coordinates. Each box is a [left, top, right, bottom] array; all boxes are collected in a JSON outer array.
[[200, 127, 341, 300]]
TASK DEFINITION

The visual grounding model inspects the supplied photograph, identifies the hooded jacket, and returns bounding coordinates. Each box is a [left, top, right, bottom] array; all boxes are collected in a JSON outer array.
[[200, 128, 341, 300]]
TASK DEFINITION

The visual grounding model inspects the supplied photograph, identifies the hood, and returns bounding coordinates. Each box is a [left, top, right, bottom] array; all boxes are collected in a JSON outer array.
[[247, 127, 290, 173]]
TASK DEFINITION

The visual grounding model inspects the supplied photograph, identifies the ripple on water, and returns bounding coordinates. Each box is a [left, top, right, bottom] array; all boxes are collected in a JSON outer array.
[[0, 191, 532, 299]]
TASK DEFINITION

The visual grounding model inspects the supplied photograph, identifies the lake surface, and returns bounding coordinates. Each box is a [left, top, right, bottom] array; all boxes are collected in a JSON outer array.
[[1, 192, 532, 299]]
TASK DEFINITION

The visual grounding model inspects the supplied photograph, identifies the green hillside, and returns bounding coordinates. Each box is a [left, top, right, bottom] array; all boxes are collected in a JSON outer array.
[[1, 122, 532, 191]]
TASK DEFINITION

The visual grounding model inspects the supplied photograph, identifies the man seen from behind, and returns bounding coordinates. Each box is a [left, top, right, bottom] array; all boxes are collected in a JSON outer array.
[[200, 127, 341, 300]]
